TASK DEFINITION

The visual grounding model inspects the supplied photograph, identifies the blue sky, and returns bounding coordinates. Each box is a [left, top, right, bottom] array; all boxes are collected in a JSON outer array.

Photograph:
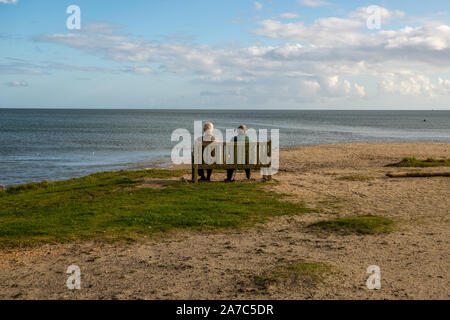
[[1, 0, 450, 109]]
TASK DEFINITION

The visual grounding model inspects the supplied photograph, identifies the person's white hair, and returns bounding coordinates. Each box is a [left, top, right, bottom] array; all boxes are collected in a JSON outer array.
[[204, 122, 214, 132]]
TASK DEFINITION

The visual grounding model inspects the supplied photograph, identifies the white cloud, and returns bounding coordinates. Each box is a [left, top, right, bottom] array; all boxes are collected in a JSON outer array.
[[354, 83, 366, 97], [349, 6, 405, 23], [5, 80, 28, 87], [0, 58, 116, 75], [254, 18, 364, 46], [123, 66, 154, 74], [81, 22, 124, 34], [254, 1, 263, 11], [278, 13, 300, 19], [317, 76, 366, 98], [33, 6, 450, 106], [380, 72, 450, 96], [252, 8, 450, 69], [253, 7, 408, 47], [297, 0, 328, 8], [0, 0, 18, 4], [36, 32, 368, 103], [438, 77, 450, 88]]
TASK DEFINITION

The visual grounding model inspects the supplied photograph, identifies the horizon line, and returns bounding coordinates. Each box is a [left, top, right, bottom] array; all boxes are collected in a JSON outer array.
[[0, 107, 448, 111]]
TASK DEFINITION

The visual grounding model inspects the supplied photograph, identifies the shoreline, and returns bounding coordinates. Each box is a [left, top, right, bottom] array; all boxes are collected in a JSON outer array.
[[64, 141, 450, 174], [2, 141, 450, 188]]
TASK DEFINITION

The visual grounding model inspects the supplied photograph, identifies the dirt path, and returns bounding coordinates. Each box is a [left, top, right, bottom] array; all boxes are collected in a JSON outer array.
[[1, 143, 449, 300]]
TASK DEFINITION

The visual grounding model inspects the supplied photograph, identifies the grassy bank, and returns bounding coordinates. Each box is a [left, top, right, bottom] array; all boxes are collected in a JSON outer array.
[[0, 169, 310, 247], [308, 216, 394, 235], [388, 157, 450, 167]]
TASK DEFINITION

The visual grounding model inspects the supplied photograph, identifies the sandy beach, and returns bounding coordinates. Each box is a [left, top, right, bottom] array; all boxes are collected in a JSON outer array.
[[0, 142, 449, 300]]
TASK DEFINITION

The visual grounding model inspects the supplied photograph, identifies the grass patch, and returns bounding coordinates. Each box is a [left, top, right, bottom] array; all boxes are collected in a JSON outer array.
[[0, 169, 310, 247], [337, 175, 374, 181], [386, 171, 450, 178], [253, 261, 332, 291], [308, 215, 394, 235], [387, 157, 450, 168]]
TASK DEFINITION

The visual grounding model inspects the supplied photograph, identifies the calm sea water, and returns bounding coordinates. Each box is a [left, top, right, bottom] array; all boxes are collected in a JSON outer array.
[[0, 109, 449, 186]]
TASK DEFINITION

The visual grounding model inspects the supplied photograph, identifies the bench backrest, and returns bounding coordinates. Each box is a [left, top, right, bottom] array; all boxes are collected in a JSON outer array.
[[192, 141, 272, 168]]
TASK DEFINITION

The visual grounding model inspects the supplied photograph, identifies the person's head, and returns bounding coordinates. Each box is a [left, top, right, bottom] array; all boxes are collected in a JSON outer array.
[[203, 122, 214, 133], [237, 125, 247, 135]]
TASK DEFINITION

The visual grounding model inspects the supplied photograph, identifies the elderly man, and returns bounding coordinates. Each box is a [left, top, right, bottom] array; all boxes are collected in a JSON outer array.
[[225, 125, 251, 182], [197, 122, 216, 181]]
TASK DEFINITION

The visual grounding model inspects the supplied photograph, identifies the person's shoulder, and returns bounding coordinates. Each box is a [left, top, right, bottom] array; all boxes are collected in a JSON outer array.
[[233, 135, 249, 142], [202, 134, 219, 142]]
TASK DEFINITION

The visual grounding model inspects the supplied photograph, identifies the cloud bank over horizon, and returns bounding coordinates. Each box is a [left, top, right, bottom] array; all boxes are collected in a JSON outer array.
[[1, 1, 450, 109]]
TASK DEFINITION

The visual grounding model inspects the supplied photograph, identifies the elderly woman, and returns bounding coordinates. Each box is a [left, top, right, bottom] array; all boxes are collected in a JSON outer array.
[[197, 122, 216, 181]]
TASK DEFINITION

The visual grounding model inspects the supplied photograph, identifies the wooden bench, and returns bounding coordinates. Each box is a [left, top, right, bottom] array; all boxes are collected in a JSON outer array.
[[191, 141, 272, 183]]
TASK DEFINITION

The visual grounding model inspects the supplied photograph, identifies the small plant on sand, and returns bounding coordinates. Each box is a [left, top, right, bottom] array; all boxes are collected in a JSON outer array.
[[308, 215, 394, 235], [253, 261, 332, 292], [387, 157, 450, 168], [337, 175, 375, 181]]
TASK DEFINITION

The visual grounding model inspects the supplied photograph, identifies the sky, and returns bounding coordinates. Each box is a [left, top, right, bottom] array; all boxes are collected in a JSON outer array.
[[1, 0, 450, 109]]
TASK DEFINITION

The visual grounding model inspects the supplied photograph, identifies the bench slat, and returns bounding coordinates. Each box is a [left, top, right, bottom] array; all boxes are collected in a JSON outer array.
[[191, 141, 273, 182]]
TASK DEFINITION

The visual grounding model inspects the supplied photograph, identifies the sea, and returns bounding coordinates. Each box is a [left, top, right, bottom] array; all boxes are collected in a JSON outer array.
[[0, 109, 449, 186]]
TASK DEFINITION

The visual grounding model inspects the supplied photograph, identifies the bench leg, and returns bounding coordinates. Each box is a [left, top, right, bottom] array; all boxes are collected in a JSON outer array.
[[261, 167, 272, 181], [192, 166, 198, 183]]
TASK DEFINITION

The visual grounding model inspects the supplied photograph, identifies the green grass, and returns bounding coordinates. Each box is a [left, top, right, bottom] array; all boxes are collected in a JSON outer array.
[[284, 262, 331, 279], [388, 157, 450, 168], [0, 169, 310, 247], [253, 261, 332, 291], [308, 215, 394, 235]]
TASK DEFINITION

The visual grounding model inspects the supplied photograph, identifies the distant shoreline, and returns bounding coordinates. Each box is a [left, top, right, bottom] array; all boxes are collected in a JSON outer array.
[[4, 141, 450, 188], [12, 141, 450, 187], [0, 141, 450, 188], [2, 107, 450, 111]]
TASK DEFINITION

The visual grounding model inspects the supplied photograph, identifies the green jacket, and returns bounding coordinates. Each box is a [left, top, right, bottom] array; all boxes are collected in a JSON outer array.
[[233, 134, 249, 143]]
